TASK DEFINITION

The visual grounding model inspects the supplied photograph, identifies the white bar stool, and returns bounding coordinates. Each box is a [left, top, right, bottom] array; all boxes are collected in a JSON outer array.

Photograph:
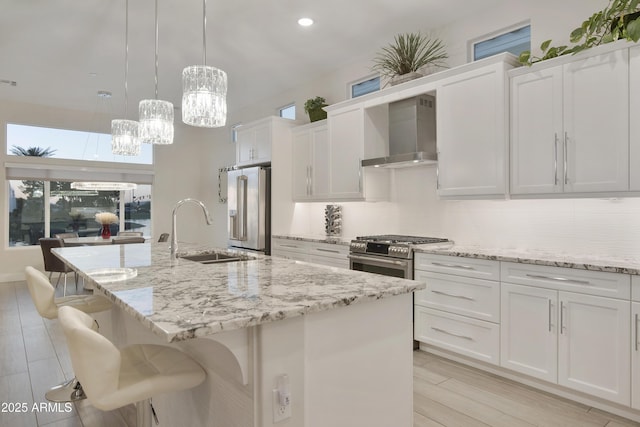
[[58, 305, 206, 426], [25, 266, 113, 402]]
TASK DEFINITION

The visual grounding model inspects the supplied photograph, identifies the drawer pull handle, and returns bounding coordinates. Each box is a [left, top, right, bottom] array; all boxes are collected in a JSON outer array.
[[525, 274, 590, 285], [316, 248, 341, 254], [431, 289, 475, 301], [432, 262, 475, 270], [431, 327, 474, 341], [636, 314, 638, 351], [280, 244, 300, 249]]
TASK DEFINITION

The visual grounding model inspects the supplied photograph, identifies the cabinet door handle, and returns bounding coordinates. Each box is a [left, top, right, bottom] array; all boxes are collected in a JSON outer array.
[[563, 132, 568, 185], [309, 165, 313, 196], [560, 301, 566, 334], [554, 133, 559, 186], [431, 327, 474, 341], [431, 289, 475, 301], [358, 159, 363, 193], [525, 274, 590, 285], [436, 162, 440, 190], [548, 299, 553, 332], [636, 314, 638, 351], [306, 165, 310, 196], [316, 248, 340, 254], [432, 262, 475, 270]]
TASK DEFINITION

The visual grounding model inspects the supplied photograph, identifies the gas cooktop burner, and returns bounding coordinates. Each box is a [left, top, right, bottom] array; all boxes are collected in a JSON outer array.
[[355, 235, 449, 244]]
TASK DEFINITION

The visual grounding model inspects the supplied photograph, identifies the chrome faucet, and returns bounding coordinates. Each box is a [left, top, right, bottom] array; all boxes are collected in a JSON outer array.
[[170, 198, 213, 260]]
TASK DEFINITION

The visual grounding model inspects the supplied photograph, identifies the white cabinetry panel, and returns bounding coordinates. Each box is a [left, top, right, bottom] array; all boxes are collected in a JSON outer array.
[[501, 283, 558, 382], [415, 306, 500, 365], [436, 64, 508, 197], [630, 45, 640, 191], [557, 291, 630, 405], [563, 49, 629, 193], [633, 302, 640, 409], [510, 67, 564, 194], [414, 271, 500, 322], [510, 48, 629, 196]]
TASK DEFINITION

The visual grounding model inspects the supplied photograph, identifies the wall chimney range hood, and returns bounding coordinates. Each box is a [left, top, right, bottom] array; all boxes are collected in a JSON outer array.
[[361, 95, 437, 168]]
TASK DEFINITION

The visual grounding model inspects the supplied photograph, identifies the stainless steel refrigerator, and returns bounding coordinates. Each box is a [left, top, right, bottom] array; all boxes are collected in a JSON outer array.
[[227, 166, 270, 254]]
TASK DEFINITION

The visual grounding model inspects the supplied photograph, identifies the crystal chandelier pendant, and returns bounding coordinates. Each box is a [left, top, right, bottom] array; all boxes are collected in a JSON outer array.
[[71, 182, 137, 191], [111, 119, 140, 155], [138, 99, 174, 144], [182, 65, 227, 128]]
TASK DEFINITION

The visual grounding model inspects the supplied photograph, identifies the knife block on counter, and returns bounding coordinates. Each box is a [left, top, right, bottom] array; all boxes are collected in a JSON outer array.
[[324, 205, 342, 237]]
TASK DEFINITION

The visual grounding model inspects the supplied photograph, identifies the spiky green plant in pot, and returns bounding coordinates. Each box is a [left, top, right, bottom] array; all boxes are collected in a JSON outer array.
[[372, 32, 448, 85]]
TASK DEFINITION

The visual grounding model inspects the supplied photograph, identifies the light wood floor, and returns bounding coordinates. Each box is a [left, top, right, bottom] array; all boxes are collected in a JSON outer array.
[[1, 279, 639, 427]]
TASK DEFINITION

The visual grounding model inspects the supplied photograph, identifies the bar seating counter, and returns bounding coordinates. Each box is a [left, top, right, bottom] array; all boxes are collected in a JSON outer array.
[[53, 242, 422, 427]]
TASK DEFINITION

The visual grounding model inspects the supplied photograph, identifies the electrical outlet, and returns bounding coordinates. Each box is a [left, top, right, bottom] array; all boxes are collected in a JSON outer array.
[[272, 389, 291, 423]]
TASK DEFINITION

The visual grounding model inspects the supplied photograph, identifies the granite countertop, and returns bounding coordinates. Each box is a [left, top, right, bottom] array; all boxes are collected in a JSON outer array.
[[53, 243, 423, 343], [272, 234, 351, 245], [413, 242, 640, 275]]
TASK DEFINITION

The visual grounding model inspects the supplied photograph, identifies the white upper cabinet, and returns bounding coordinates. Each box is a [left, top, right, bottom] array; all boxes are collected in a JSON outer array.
[[236, 117, 297, 167], [325, 105, 389, 201], [436, 58, 514, 197], [292, 122, 329, 201], [563, 49, 629, 193], [510, 46, 630, 196], [511, 67, 564, 194], [630, 46, 640, 191], [327, 106, 365, 199]]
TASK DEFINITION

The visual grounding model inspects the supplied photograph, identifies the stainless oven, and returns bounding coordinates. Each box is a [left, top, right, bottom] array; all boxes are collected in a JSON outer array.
[[349, 235, 450, 350], [349, 253, 413, 279]]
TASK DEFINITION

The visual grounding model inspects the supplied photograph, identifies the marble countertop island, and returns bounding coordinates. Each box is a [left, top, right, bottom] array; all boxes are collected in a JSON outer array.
[[53, 242, 423, 343]]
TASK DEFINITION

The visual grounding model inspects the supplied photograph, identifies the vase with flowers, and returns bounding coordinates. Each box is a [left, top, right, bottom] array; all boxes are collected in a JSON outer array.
[[95, 212, 118, 239]]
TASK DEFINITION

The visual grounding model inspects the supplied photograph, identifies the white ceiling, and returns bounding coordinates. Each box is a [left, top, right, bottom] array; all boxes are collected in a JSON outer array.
[[0, 0, 503, 119]]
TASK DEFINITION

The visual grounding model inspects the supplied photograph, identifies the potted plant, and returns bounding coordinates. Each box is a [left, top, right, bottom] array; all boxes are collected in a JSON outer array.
[[304, 96, 328, 122], [519, 0, 640, 65], [372, 32, 448, 86]]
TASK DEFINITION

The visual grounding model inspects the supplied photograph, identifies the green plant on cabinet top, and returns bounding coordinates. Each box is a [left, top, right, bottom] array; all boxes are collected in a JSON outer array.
[[372, 32, 448, 83], [304, 96, 328, 122], [520, 0, 640, 65]]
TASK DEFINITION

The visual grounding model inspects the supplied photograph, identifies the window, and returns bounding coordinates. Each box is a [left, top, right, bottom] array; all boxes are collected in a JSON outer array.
[[472, 24, 531, 61], [7, 124, 153, 164], [6, 124, 154, 247], [279, 104, 296, 120], [350, 75, 381, 98], [231, 123, 242, 143]]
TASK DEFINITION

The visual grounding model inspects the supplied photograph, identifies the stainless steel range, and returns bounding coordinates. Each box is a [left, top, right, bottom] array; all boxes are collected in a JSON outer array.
[[349, 235, 449, 280]]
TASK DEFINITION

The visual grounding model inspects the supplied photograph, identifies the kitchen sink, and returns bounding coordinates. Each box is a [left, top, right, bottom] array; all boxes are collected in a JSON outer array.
[[179, 253, 244, 264]]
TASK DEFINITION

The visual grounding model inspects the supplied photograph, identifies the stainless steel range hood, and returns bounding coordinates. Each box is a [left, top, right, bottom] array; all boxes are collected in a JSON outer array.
[[361, 95, 437, 168]]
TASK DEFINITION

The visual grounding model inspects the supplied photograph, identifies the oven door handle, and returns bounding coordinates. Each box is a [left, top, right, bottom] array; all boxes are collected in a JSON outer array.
[[348, 254, 409, 268]]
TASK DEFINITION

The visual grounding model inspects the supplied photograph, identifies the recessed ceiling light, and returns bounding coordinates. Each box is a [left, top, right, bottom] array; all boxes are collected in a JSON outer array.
[[298, 17, 314, 27]]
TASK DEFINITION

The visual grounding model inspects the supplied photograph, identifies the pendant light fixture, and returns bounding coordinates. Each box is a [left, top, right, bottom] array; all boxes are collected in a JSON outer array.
[[182, 0, 227, 128], [111, 0, 140, 156], [70, 182, 137, 191], [139, 0, 174, 144]]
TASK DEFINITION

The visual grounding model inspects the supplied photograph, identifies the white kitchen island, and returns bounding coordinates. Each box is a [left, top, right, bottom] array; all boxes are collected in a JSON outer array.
[[53, 242, 422, 427]]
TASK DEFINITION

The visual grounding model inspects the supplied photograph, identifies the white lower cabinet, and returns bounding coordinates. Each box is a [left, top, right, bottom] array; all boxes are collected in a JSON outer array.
[[633, 301, 640, 410], [501, 283, 557, 382], [500, 263, 631, 406], [271, 238, 348, 269], [414, 253, 500, 365], [414, 306, 500, 364], [271, 239, 310, 262], [557, 291, 630, 405]]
